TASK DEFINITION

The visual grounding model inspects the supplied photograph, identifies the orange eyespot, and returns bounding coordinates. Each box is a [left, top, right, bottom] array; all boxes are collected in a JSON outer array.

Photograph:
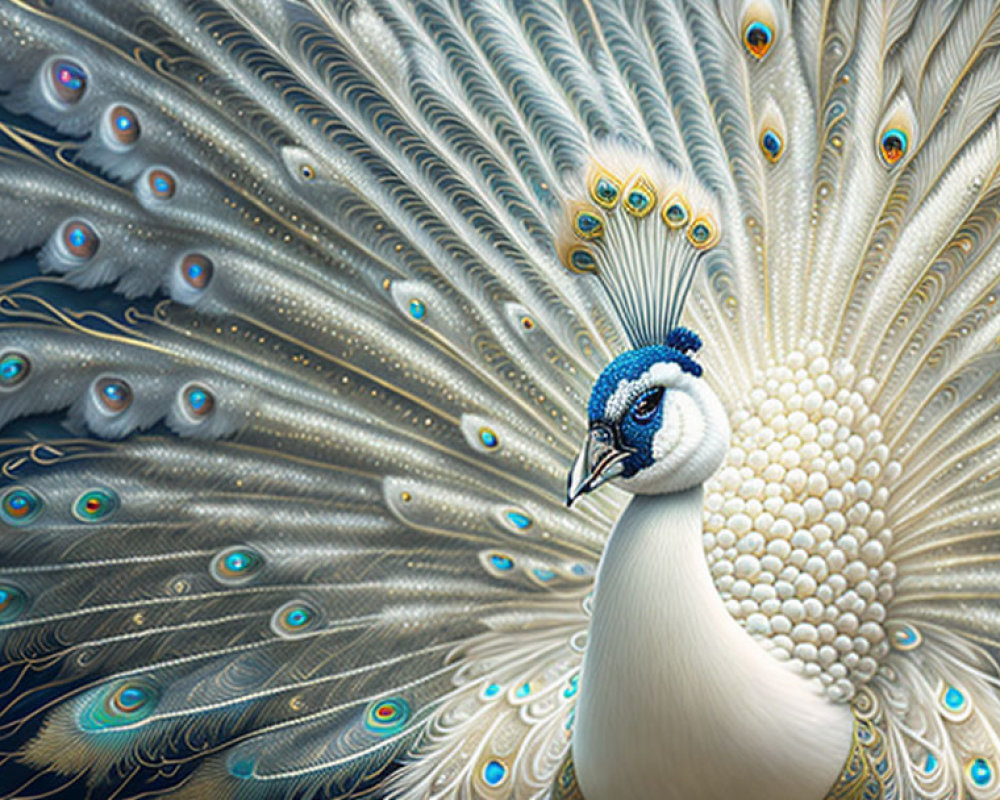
[[879, 128, 908, 166], [743, 21, 774, 60]]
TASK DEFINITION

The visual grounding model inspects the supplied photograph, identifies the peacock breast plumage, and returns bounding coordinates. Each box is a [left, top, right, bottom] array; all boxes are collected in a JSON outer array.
[[0, 1, 999, 799]]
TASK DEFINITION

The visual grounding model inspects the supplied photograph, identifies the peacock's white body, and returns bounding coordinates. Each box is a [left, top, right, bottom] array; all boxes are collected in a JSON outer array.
[[0, 1, 998, 799]]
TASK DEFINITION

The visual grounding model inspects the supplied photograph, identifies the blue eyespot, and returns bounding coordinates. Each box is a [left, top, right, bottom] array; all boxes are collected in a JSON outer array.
[[880, 127, 908, 166], [743, 21, 773, 59], [483, 760, 507, 786], [62, 220, 100, 260], [567, 247, 598, 273], [271, 600, 320, 637], [968, 757, 994, 788], [109, 105, 140, 146], [409, 299, 426, 320], [505, 510, 531, 530], [180, 253, 213, 290], [592, 176, 619, 207], [212, 547, 263, 585], [515, 682, 530, 699], [0, 585, 26, 621], [573, 210, 604, 240], [489, 553, 514, 572], [2, 488, 42, 526], [630, 387, 665, 424], [147, 169, 176, 199], [478, 427, 498, 448], [533, 567, 555, 582], [50, 60, 87, 104], [0, 352, 29, 388], [760, 128, 783, 162], [184, 384, 214, 419], [483, 683, 501, 698], [96, 377, 132, 413]]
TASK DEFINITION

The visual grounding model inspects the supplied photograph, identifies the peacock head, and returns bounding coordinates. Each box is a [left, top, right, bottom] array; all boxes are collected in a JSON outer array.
[[567, 327, 730, 504]]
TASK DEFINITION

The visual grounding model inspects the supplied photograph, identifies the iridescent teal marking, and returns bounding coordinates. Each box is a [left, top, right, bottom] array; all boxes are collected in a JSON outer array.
[[364, 697, 410, 735], [665, 203, 688, 225], [0, 585, 26, 622], [479, 427, 498, 448], [506, 510, 531, 530], [78, 680, 158, 731], [594, 178, 618, 204], [490, 554, 514, 572], [409, 299, 426, 320], [571, 564, 587, 576], [925, 752, 937, 773], [892, 624, 921, 650], [944, 686, 965, 711], [483, 760, 507, 786], [691, 223, 711, 243], [627, 190, 649, 212], [563, 674, 579, 699], [2, 488, 42, 526], [0, 353, 28, 387], [73, 488, 118, 523], [230, 758, 255, 779], [484, 683, 501, 698], [533, 567, 555, 581], [574, 211, 603, 240], [761, 128, 783, 161], [570, 249, 597, 271], [515, 682, 530, 699]]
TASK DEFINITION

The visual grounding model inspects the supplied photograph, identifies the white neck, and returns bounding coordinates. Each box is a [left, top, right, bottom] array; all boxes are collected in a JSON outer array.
[[573, 487, 852, 800]]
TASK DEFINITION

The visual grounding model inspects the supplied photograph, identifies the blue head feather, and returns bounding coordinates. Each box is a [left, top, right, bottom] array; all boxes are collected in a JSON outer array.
[[587, 327, 703, 422], [585, 327, 703, 479]]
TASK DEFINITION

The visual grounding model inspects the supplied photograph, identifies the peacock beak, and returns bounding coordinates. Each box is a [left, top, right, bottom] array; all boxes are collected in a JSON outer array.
[[566, 423, 632, 506]]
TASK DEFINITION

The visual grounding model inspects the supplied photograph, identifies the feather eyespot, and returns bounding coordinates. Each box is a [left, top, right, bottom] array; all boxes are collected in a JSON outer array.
[[482, 760, 508, 787], [271, 601, 319, 637], [73, 488, 118, 523], [81, 681, 159, 730], [299, 164, 316, 181], [891, 624, 921, 650], [95, 378, 132, 414], [564, 245, 597, 274], [107, 104, 140, 147], [743, 21, 774, 60], [62, 220, 100, 261], [661, 194, 690, 229], [183, 384, 214, 419], [49, 60, 87, 104], [0, 585, 26, 622], [589, 171, 622, 209], [967, 758, 995, 789], [760, 128, 784, 162], [147, 169, 176, 199], [478, 426, 498, 448], [622, 173, 657, 218], [573, 209, 605, 240], [879, 127, 908, 166], [408, 298, 426, 320], [364, 697, 410, 735], [488, 552, 514, 572], [0, 352, 30, 388], [180, 253, 213, 290], [505, 510, 532, 530], [519, 315, 534, 331], [1, 488, 42, 526], [212, 547, 263, 585], [687, 215, 720, 249]]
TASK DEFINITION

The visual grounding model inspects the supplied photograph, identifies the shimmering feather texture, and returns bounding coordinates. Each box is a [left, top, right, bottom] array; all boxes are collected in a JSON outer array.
[[0, 1, 999, 798]]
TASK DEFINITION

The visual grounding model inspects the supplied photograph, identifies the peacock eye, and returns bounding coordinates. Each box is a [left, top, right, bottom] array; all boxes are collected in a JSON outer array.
[[630, 387, 665, 423]]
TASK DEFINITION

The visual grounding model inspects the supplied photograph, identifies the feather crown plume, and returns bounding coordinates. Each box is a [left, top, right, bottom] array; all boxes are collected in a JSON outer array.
[[557, 147, 722, 350]]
